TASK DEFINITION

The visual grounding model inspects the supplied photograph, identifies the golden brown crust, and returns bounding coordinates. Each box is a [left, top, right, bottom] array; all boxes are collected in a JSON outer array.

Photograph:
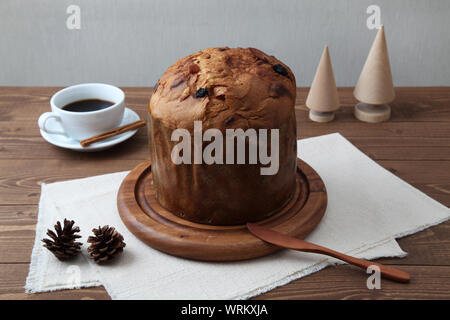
[[147, 47, 298, 225], [149, 47, 296, 131]]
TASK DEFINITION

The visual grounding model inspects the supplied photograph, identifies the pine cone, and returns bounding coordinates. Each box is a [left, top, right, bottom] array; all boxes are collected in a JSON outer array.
[[87, 225, 126, 264], [42, 219, 82, 261]]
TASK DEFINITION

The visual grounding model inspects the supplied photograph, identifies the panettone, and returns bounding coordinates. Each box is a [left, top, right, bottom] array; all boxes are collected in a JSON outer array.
[[148, 47, 297, 225]]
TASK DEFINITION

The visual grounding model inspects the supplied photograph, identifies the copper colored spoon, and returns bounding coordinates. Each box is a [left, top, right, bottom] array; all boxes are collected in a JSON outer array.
[[246, 223, 410, 283]]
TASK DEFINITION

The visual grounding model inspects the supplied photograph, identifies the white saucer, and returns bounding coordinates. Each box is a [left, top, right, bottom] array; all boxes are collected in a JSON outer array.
[[39, 108, 141, 152]]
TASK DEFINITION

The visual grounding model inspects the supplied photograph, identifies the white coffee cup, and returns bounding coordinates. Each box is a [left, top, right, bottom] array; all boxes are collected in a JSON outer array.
[[38, 83, 125, 140]]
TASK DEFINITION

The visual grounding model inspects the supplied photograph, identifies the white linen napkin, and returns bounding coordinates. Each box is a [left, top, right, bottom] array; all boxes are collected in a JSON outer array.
[[26, 133, 450, 299]]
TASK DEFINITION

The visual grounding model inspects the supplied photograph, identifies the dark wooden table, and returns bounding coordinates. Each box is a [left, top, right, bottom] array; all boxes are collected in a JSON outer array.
[[0, 87, 449, 300]]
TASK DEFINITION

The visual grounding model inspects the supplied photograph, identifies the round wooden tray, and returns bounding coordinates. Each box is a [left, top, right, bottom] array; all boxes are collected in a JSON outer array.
[[117, 159, 327, 261]]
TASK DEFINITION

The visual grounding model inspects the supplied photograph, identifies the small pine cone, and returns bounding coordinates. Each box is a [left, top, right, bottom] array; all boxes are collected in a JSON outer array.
[[87, 225, 126, 264], [42, 219, 82, 261]]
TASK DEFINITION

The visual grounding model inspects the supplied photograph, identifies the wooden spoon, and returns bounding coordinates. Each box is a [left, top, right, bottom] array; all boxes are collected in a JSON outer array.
[[247, 222, 410, 283]]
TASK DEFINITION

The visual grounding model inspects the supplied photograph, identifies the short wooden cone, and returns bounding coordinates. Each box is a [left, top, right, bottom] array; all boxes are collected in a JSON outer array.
[[306, 46, 340, 122], [354, 25, 395, 123]]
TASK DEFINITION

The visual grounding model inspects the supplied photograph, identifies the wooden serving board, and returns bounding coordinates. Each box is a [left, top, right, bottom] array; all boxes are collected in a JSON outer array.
[[117, 159, 327, 261]]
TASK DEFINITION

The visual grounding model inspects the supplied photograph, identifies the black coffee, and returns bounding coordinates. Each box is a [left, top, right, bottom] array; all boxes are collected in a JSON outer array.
[[62, 99, 114, 112]]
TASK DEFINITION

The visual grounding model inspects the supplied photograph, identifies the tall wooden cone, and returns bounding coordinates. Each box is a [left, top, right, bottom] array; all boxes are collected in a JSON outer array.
[[306, 46, 340, 122], [354, 25, 395, 105]]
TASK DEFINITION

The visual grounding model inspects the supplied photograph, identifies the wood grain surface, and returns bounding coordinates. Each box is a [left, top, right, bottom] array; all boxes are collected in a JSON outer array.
[[117, 159, 326, 261], [0, 87, 449, 300]]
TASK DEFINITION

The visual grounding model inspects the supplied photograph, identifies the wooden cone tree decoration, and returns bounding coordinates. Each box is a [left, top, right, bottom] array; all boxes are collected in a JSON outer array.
[[354, 25, 395, 123], [306, 46, 340, 122]]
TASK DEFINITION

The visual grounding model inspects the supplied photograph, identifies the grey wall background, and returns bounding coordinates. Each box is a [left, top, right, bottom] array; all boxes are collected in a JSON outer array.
[[1, 0, 449, 86]]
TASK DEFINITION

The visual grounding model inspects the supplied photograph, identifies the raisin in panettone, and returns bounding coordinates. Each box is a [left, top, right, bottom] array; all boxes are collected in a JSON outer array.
[[148, 47, 297, 225]]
